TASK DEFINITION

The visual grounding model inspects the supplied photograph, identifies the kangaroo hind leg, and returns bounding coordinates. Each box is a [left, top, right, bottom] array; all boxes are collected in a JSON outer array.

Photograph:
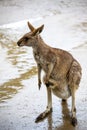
[[35, 87, 52, 123], [70, 86, 77, 126], [68, 60, 82, 126]]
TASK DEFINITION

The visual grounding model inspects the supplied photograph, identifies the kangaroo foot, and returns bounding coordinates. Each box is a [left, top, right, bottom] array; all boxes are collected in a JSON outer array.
[[71, 117, 77, 127], [35, 108, 52, 123]]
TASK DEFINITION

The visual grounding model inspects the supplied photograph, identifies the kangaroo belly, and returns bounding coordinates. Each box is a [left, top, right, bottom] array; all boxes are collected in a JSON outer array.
[[51, 86, 71, 99], [46, 77, 71, 99]]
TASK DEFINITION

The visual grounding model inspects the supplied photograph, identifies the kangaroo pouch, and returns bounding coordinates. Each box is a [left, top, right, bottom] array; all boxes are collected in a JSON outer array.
[[51, 85, 71, 99]]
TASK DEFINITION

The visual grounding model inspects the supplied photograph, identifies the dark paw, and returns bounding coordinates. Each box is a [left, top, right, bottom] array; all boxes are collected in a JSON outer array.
[[71, 117, 77, 127], [35, 113, 44, 123], [35, 112, 49, 123], [46, 82, 54, 88], [35, 109, 52, 123], [45, 83, 50, 87], [38, 84, 41, 90], [62, 99, 66, 102]]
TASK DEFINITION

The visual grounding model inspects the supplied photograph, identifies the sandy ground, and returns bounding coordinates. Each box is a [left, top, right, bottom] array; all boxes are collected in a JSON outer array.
[[0, 0, 87, 130]]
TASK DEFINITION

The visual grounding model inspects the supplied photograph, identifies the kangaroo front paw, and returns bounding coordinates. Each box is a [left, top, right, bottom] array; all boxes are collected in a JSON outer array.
[[38, 80, 42, 90], [71, 117, 77, 127], [45, 83, 50, 87], [62, 99, 67, 102]]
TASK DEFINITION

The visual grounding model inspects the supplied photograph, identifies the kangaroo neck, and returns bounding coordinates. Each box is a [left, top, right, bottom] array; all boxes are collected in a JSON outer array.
[[33, 35, 49, 54]]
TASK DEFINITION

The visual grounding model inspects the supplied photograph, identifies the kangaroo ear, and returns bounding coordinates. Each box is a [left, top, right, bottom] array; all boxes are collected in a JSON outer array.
[[37, 24, 44, 33], [32, 24, 44, 36], [27, 21, 35, 31]]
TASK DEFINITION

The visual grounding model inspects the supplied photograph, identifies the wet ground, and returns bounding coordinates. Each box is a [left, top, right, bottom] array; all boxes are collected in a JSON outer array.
[[0, 0, 87, 25], [0, 39, 87, 130], [0, 0, 87, 130]]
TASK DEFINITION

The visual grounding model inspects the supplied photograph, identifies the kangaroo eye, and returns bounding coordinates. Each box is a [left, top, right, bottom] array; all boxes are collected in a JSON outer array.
[[25, 37, 28, 41]]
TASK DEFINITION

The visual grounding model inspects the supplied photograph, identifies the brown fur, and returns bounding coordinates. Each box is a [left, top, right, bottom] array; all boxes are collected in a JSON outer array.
[[17, 21, 82, 126]]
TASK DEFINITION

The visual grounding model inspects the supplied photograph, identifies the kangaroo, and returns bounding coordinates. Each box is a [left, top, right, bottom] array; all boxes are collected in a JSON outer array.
[[17, 21, 82, 126]]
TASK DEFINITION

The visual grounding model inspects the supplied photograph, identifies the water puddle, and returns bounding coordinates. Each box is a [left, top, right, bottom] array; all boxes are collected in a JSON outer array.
[[0, 31, 37, 103], [0, 66, 37, 102]]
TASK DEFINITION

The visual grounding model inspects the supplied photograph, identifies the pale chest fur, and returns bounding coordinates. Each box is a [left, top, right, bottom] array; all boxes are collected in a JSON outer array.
[[33, 51, 50, 72], [33, 49, 56, 73]]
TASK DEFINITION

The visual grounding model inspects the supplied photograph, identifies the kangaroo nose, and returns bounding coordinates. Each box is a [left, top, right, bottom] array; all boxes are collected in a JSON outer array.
[[17, 41, 20, 46]]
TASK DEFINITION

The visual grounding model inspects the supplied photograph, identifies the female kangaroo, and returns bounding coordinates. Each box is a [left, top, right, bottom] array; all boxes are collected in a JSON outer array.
[[17, 21, 82, 126]]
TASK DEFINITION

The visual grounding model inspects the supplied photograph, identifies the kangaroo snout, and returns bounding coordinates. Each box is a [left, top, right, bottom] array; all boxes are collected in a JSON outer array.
[[17, 41, 20, 46]]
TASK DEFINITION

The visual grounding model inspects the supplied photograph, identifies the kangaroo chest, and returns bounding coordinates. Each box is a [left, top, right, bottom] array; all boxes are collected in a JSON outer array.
[[33, 51, 49, 72]]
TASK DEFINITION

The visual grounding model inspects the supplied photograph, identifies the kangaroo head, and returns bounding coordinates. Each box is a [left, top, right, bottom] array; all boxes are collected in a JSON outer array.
[[17, 21, 44, 47]]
